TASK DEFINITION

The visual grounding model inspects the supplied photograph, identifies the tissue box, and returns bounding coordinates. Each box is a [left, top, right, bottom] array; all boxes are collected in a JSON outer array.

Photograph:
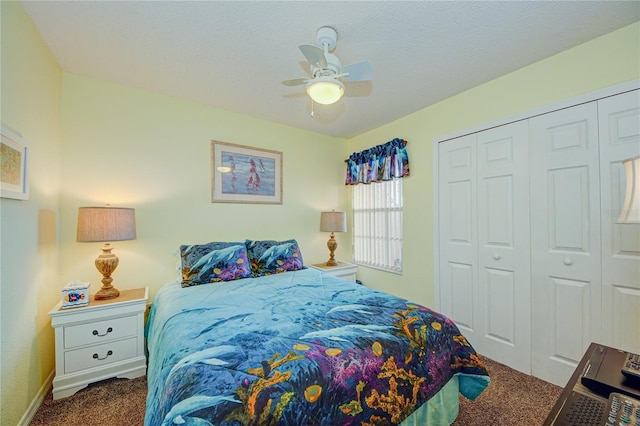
[[61, 281, 90, 309]]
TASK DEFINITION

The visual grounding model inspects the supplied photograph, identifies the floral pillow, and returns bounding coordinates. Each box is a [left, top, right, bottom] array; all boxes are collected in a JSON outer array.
[[245, 239, 306, 276], [180, 241, 252, 287]]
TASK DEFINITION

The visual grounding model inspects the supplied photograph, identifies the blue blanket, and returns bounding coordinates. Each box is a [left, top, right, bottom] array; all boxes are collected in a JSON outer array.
[[145, 268, 489, 425]]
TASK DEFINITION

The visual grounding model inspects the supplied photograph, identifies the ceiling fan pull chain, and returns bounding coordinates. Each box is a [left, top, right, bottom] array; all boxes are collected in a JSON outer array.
[[311, 99, 315, 118]]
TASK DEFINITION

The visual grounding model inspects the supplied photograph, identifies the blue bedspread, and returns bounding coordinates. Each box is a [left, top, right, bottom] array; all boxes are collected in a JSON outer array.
[[145, 268, 489, 425]]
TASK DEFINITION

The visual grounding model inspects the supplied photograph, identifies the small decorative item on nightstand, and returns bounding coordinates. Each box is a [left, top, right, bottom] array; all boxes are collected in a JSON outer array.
[[61, 281, 90, 309]]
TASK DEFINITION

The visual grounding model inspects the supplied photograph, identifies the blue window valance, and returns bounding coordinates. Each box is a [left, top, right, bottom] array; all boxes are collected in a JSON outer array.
[[344, 138, 409, 185]]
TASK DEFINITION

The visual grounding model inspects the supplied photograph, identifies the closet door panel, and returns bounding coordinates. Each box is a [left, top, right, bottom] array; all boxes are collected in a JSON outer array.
[[551, 277, 595, 363], [612, 286, 640, 351], [449, 262, 474, 329], [485, 268, 515, 342], [547, 165, 594, 264], [477, 121, 531, 373], [599, 89, 640, 354], [438, 135, 478, 340], [483, 176, 513, 248], [530, 102, 601, 387]]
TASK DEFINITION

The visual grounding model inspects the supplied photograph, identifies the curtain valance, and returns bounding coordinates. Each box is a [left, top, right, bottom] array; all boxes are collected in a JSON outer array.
[[344, 138, 409, 185]]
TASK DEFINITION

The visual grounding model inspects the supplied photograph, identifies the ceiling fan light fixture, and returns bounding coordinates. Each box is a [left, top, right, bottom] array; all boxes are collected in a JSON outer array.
[[306, 77, 344, 105]]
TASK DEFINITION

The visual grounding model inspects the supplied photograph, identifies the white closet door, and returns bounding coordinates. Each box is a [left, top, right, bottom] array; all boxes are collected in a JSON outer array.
[[438, 135, 479, 345], [476, 121, 531, 373], [530, 102, 602, 387], [599, 90, 640, 354]]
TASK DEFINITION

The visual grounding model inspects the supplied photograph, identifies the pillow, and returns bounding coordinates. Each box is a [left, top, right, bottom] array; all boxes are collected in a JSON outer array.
[[180, 241, 252, 287], [245, 239, 306, 276]]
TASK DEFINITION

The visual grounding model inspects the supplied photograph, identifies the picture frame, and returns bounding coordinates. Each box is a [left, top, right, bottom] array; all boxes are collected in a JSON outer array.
[[1, 126, 29, 200], [211, 141, 283, 204]]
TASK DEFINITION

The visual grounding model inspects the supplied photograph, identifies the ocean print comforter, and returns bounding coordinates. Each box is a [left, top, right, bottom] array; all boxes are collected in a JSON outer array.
[[144, 268, 489, 426]]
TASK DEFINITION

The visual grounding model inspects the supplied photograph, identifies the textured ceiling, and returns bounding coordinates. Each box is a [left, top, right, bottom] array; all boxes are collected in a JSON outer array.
[[21, 1, 640, 138]]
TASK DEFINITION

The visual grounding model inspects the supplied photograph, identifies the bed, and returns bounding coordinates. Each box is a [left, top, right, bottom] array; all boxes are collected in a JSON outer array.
[[144, 240, 489, 426]]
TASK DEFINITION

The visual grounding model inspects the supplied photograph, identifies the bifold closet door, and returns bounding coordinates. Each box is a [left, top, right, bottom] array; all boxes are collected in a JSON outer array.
[[438, 134, 479, 345], [476, 121, 531, 374], [530, 102, 602, 387], [598, 90, 640, 355], [438, 122, 531, 373]]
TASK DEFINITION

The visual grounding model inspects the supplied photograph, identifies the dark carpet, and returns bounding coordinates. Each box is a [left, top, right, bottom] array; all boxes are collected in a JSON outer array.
[[452, 356, 562, 425], [30, 356, 561, 425]]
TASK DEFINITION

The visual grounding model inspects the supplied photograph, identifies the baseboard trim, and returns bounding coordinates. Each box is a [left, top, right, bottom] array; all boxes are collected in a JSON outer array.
[[18, 369, 54, 426]]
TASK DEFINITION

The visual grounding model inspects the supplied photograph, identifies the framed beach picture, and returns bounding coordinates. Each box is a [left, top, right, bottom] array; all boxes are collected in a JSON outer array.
[[211, 141, 283, 204], [1, 126, 29, 200]]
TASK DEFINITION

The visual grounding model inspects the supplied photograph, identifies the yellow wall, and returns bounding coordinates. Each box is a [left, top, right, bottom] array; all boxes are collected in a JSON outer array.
[[0, 2, 62, 424], [347, 21, 640, 307], [58, 75, 349, 301]]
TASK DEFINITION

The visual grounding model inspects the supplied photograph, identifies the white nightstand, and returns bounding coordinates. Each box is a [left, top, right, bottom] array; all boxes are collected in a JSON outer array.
[[48, 287, 148, 399], [309, 262, 358, 283]]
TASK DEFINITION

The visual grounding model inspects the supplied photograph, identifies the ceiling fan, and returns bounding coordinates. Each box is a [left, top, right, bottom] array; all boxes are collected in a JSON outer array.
[[282, 26, 373, 105]]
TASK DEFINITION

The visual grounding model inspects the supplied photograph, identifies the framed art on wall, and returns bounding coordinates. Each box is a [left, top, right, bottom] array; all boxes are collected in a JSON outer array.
[[1, 126, 29, 200], [211, 141, 283, 204]]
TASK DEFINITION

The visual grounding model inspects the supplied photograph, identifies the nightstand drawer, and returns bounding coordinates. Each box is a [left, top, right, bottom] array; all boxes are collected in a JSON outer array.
[[337, 271, 357, 282], [64, 337, 138, 374], [309, 262, 358, 283], [64, 315, 137, 349]]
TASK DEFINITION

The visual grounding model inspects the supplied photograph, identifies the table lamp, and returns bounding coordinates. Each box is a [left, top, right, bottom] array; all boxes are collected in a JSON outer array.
[[320, 211, 346, 266], [76, 206, 136, 300], [618, 156, 640, 224]]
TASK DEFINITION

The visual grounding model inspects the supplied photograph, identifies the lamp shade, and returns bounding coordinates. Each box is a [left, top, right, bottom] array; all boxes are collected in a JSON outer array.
[[77, 207, 136, 242], [618, 156, 640, 224], [320, 211, 346, 233], [306, 77, 345, 105]]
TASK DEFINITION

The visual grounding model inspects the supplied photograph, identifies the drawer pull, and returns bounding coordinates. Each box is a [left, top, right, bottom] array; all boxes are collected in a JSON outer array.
[[93, 350, 113, 361], [92, 327, 113, 337]]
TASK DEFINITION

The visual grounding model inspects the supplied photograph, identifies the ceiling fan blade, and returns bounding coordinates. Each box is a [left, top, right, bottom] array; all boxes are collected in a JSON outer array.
[[342, 60, 373, 82], [281, 78, 308, 86], [299, 44, 327, 69]]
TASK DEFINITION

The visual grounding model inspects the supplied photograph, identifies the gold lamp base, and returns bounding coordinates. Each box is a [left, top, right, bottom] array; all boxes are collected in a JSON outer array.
[[94, 243, 120, 300], [325, 232, 338, 266]]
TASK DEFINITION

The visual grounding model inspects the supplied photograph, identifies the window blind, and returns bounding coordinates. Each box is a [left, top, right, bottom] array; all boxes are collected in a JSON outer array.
[[352, 179, 403, 273]]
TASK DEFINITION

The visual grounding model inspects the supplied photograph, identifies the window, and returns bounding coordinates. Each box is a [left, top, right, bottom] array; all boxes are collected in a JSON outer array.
[[352, 178, 403, 273]]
